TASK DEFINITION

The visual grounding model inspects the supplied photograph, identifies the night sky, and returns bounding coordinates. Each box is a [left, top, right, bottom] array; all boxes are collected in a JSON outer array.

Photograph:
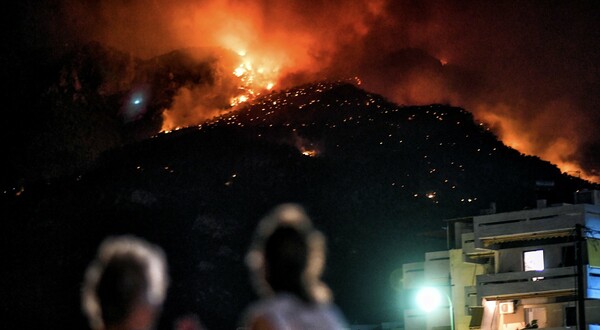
[[4, 0, 600, 181]]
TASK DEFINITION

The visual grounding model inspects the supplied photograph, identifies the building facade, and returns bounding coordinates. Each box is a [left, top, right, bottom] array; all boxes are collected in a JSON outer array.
[[403, 193, 600, 330]]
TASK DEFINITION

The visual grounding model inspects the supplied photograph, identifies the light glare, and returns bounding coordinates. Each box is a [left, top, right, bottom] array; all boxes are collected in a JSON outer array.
[[416, 287, 442, 312]]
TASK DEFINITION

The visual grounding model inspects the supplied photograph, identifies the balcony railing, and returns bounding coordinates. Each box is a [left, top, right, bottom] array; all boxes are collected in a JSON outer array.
[[476, 267, 577, 301], [473, 204, 600, 248]]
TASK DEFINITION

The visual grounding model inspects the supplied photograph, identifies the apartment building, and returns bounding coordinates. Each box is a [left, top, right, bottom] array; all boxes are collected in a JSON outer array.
[[403, 191, 600, 330]]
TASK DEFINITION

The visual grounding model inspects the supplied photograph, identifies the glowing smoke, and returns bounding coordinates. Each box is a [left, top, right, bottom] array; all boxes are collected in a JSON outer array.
[[53, 0, 599, 181]]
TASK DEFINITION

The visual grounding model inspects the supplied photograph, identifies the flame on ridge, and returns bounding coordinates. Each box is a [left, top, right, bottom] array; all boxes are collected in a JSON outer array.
[[478, 109, 599, 183], [159, 45, 282, 133], [229, 49, 279, 107]]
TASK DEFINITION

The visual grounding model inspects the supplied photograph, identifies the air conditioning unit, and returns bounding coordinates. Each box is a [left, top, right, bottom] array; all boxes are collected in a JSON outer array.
[[499, 301, 515, 314]]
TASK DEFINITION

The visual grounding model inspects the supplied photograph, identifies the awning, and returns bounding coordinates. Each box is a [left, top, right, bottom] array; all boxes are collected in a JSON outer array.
[[480, 229, 573, 247]]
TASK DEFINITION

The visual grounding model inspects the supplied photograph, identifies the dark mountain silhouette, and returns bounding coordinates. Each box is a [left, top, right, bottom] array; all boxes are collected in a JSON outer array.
[[1, 50, 596, 329], [1, 43, 238, 183]]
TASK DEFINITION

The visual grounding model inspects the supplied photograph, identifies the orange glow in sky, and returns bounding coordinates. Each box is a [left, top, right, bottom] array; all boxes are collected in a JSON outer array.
[[68, 0, 598, 182]]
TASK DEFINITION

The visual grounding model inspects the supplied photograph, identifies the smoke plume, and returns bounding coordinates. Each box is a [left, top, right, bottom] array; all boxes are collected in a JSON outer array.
[[38, 0, 600, 181]]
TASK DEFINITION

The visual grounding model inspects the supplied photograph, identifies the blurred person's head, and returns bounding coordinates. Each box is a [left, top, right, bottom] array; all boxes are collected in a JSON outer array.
[[82, 236, 169, 330], [246, 203, 331, 304]]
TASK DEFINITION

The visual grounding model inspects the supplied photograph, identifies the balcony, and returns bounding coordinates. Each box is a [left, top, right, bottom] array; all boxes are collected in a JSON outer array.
[[462, 232, 493, 257], [588, 265, 600, 299], [473, 204, 600, 248], [476, 267, 577, 301]]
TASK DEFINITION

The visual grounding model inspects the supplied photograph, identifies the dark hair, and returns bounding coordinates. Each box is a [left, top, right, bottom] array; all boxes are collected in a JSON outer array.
[[246, 203, 331, 304], [264, 226, 310, 301], [82, 236, 168, 330], [96, 254, 148, 326]]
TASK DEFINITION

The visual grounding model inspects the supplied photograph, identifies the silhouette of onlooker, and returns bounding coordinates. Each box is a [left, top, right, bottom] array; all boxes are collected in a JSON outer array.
[[82, 236, 169, 330], [242, 203, 348, 329]]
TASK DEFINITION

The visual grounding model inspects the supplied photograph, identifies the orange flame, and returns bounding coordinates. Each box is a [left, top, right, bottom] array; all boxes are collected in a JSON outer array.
[[478, 107, 599, 183], [159, 47, 282, 132], [301, 148, 318, 157], [228, 50, 279, 107], [74, 0, 597, 182]]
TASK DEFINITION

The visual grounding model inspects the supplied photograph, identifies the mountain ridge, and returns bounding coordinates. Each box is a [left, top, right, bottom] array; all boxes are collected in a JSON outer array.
[[2, 57, 597, 328]]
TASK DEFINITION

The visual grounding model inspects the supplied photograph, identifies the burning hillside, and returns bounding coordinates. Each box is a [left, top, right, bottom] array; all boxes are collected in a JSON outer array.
[[4, 1, 600, 188], [29, 0, 595, 182], [161, 48, 280, 132], [3, 78, 595, 329]]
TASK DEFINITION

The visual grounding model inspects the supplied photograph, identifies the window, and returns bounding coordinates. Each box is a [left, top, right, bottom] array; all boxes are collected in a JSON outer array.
[[524, 307, 546, 328], [524, 249, 545, 281], [524, 249, 545, 271], [565, 306, 576, 326], [562, 245, 575, 267]]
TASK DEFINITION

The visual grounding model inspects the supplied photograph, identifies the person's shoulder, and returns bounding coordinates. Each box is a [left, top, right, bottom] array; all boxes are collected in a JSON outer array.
[[315, 302, 349, 328], [242, 296, 291, 330], [242, 296, 290, 323]]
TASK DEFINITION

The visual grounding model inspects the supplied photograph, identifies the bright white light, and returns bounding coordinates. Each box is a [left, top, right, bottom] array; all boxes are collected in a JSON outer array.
[[234, 66, 246, 77], [416, 287, 442, 312], [524, 250, 544, 271]]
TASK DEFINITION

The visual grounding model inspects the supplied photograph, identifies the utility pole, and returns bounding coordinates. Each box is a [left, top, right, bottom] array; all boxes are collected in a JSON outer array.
[[575, 224, 586, 329]]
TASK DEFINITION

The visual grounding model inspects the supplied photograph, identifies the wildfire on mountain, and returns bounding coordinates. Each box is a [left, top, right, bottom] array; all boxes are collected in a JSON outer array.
[[26, 0, 599, 182], [229, 50, 278, 107]]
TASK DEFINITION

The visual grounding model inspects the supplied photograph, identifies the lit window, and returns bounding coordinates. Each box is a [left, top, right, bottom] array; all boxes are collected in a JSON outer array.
[[524, 250, 544, 271], [524, 250, 545, 281]]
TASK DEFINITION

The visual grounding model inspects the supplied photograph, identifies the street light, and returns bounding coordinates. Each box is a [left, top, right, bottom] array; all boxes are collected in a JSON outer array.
[[416, 286, 454, 330]]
